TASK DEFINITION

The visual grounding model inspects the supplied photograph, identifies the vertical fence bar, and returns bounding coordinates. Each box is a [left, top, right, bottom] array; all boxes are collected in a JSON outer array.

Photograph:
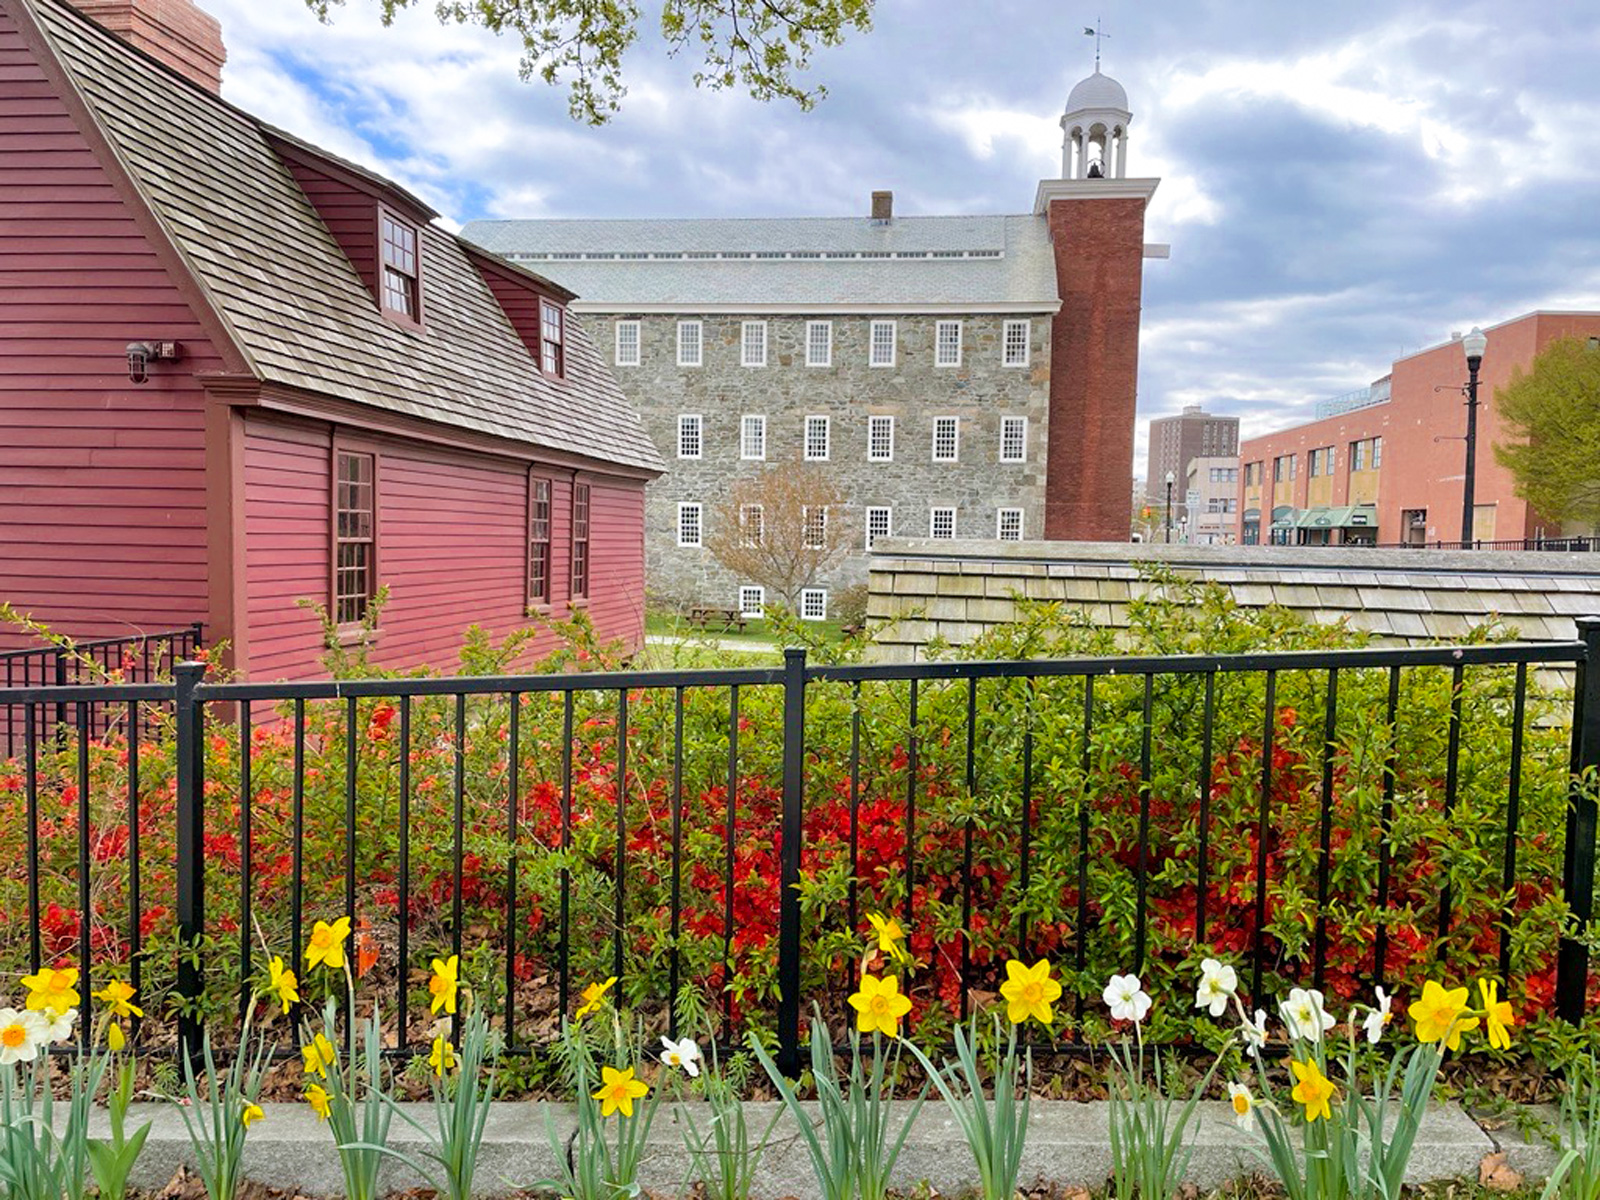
[[1437, 664, 1465, 950], [1558, 617, 1600, 1022], [25, 703, 40, 974], [452, 693, 466, 1041], [1314, 668, 1339, 989], [1499, 663, 1527, 985], [1375, 667, 1400, 989], [290, 699, 306, 1015], [1133, 674, 1154, 977], [1075, 675, 1094, 1021], [1018, 678, 1034, 960], [345, 694, 358, 939], [960, 676, 977, 1019], [905, 678, 919, 932], [238, 700, 253, 1028], [776, 648, 806, 1077], [76, 700, 91, 1043], [506, 692, 520, 1049], [1251, 670, 1276, 1004], [1195, 672, 1216, 947], [397, 695, 411, 1053], [722, 686, 739, 1032], [613, 688, 628, 984], [126, 698, 142, 1033], [848, 682, 862, 932], [667, 687, 684, 1039], [173, 661, 206, 1063], [558, 691, 574, 1020]]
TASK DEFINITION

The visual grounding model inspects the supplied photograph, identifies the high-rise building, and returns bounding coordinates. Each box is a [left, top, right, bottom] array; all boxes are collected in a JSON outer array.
[[1144, 406, 1240, 524]]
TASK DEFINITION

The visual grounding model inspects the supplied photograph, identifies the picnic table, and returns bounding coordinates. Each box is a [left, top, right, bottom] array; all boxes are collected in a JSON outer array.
[[688, 606, 749, 633]]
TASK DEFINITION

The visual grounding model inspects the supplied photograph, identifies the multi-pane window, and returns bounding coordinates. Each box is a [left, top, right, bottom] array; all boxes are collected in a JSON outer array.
[[1002, 320, 1030, 367], [800, 588, 828, 621], [804, 415, 830, 461], [333, 450, 375, 624], [614, 320, 641, 366], [527, 475, 552, 605], [1350, 440, 1366, 472], [571, 482, 591, 599], [865, 506, 892, 550], [677, 502, 703, 548], [1000, 416, 1027, 463], [1245, 461, 1264, 486], [1273, 454, 1297, 482], [677, 414, 703, 459], [932, 416, 959, 462], [869, 320, 896, 367], [379, 214, 419, 319], [935, 320, 962, 367], [1309, 446, 1335, 477], [740, 415, 766, 460], [1372, 437, 1383, 468], [806, 321, 833, 367], [677, 320, 703, 366], [929, 506, 956, 539], [740, 503, 764, 547], [996, 507, 1023, 541], [868, 415, 894, 462], [803, 505, 827, 550], [739, 586, 765, 618], [540, 301, 564, 375], [741, 321, 767, 367]]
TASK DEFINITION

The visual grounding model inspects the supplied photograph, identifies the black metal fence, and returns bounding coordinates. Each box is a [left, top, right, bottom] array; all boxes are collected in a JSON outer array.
[[1, 624, 1598, 1075]]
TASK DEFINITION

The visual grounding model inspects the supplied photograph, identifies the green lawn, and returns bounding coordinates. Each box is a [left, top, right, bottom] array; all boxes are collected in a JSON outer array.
[[644, 611, 846, 646]]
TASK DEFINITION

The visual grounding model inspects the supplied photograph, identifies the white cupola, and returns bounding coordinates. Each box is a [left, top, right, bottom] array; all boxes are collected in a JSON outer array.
[[1061, 68, 1132, 179]]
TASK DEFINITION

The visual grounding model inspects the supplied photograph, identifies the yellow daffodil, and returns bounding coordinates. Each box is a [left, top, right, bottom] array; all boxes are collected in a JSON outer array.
[[847, 971, 913, 1038], [592, 1065, 650, 1118], [429, 956, 459, 1016], [94, 979, 142, 1020], [241, 1104, 264, 1129], [107, 1021, 126, 1053], [306, 1083, 331, 1121], [1409, 981, 1479, 1051], [306, 918, 352, 971], [1480, 979, 1515, 1051], [1000, 959, 1062, 1026], [867, 912, 904, 952], [575, 976, 617, 1020], [301, 1033, 336, 1079], [21, 967, 79, 1019], [1290, 1057, 1336, 1123], [268, 956, 299, 1015], [429, 1036, 456, 1077]]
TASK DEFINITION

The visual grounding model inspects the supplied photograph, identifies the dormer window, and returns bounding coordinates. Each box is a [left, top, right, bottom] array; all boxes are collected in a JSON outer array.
[[380, 211, 420, 320], [540, 300, 564, 376]]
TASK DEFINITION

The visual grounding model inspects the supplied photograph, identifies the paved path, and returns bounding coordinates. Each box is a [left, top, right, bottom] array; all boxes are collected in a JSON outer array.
[[645, 632, 778, 654]]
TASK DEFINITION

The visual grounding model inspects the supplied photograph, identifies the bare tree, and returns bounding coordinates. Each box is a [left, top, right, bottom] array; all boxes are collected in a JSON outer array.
[[705, 467, 853, 610]]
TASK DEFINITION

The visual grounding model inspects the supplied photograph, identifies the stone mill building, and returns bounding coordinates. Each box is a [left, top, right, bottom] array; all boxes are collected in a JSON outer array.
[[463, 67, 1166, 617]]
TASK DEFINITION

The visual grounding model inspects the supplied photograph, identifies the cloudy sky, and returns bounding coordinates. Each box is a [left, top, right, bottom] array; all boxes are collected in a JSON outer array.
[[204, 0, 1600, 472]]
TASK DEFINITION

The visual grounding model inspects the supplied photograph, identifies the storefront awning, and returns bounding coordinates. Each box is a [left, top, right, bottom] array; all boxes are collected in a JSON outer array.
[[1298, 505, 1379, 529]]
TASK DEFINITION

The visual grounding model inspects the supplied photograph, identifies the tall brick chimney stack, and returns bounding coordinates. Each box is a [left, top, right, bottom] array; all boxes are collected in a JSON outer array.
[[73, 0, 225, 92]]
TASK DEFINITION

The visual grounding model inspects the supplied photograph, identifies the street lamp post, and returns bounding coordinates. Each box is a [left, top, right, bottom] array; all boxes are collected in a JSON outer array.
[[1164, 471, 1175, 544], [1458, 326, 1488, 549]]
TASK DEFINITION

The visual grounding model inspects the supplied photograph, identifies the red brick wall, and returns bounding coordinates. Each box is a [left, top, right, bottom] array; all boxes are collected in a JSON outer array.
[[71, 0, 224, 93]]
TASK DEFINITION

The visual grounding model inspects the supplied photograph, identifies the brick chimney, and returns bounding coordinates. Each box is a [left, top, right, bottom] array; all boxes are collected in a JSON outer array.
[[870, 190, 893, 222], [74, 0, 226, 93]]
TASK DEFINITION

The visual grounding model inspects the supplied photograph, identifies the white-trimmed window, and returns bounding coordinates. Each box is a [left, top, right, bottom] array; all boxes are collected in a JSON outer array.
[[803, 505, 827, 550], [865, 506, 892, 550], [740, 414, 766, 460], [929, 507, 956, 539], [677, 414, 703, 459], [677, 320, 703, 366], [1002, 320, 1030, 367], [804, 415, 830, 461], [806, 321, 833, 367], [739, 503, 764, 547], [996, 507, 1024, 541], [868, 415, 894, 462], [741, 321, 768, 367], [870, 320, 896, 367], [677, 502, 703, 547], [614, 320, 641, 367], [935, 320, 962, 367], [932, 416, 959, 462], [1000, 416, 1028, 463], [800, 588, 828, 621], [738, 586, 765, 618]]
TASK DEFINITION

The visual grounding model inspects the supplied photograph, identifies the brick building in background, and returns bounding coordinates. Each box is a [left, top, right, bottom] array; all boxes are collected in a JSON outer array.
[[1237, 311, 1600, 546], [464, 68, 1167, 613], [1145, 405, 1239, 526]]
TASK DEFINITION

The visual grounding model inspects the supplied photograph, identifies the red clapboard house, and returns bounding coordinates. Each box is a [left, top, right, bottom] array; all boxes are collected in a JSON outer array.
[[0, 0, 663, 678]]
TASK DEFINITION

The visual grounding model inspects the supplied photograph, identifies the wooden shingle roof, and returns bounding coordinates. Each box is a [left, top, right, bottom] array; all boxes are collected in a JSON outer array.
[[27, 0, 662, 475]]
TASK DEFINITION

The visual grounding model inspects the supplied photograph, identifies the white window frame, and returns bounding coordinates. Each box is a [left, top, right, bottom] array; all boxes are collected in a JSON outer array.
[[799, 588, 828, 621], [738, 585, 765, 618], [996, 507, 1024, 541], [935, 320, 962, 368], [741, 320, 767, 368], [868, 415, 894, 462], [805, 320, 833, 367], [614, 320, 641, 367], [677, 413, 703, 460], [932, 416, 960, 463], [869, 320, 897, 368], [865, 506, 892, 550], [802, 505, 827, 550], [740, 414, 767, 461], [929, 506, 956, 540], [804, 415, 830, 462], [677, 320, 702, 367], [1002, 319, 1030, 367], [677, 502, 703, 548], [1000, 416, 1027, 463], [739, 503, 764, 547]]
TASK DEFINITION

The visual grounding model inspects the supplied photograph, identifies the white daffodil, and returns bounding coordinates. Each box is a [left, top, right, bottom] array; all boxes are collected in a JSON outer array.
[[45, 1006, 77, 1046], [1227, 1081, 1256, 1130], [0, 1008, 49, 1066], [1362, 986, 1394, 1045], [1194, 958, 1238, 1017], [659, 1035, 702, 1078], [1279, 988, 1336, 1043], [1102, 973, 1152, 1024], [1240, 1008, 1269, 1057]]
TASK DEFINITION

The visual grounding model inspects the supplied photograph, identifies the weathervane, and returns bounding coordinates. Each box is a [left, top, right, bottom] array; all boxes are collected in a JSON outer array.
[[1083, 20, 1109, 71]]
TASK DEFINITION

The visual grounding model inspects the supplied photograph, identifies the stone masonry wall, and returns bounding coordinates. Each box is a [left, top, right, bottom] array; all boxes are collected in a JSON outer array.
[[605, 313, 1053, 613]]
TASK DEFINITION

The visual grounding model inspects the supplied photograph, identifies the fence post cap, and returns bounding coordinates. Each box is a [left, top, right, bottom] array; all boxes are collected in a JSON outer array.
[[1577, 616, 1600, 636], [783, 647, 807, 665]]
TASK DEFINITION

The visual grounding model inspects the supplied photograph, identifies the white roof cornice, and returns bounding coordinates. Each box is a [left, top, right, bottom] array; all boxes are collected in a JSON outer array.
[[1034, 177, 1160, 214]]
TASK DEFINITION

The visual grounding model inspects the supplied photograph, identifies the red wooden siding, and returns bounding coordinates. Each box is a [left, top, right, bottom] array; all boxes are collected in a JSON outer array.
[[241, 412, 646, 680], [0, 7, 216, 650], [477, 267, 546, 362], [281, 159, 380, 304]]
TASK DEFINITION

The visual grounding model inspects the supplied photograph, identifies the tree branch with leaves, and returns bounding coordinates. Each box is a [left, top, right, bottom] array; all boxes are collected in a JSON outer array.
[[1494, 337, 1600, 532], [704, 467, 852, 611]]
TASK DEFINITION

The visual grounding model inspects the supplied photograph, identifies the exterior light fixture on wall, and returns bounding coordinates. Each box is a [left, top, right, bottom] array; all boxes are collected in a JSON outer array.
[[126, 340, 181, 384]]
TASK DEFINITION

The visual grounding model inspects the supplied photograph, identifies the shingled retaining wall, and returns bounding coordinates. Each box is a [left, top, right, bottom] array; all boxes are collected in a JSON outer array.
[[865, 539, 1600, 661]]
